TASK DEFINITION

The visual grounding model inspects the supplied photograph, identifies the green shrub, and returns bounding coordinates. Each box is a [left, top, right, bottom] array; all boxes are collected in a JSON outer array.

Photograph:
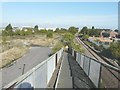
[[47, 32, 53, 38], [52, 42, 63, 54]]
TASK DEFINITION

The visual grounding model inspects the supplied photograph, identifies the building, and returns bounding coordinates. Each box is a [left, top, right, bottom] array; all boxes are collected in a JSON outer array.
[[100, 30, 118, 38], [12, 27, 19, 32], [109, 31, 118, 38]]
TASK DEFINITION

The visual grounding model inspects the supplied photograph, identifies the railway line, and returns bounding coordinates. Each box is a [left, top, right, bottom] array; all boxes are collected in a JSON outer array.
[[76, 36, 119, 68]]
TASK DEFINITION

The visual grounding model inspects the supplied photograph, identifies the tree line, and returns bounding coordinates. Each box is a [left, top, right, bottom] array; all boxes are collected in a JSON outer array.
[[79, 26, 120, 60], [2, 24, 78, 38]]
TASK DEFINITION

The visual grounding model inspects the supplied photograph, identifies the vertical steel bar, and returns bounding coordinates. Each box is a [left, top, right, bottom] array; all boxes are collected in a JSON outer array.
[[98, 64, 102, 88]]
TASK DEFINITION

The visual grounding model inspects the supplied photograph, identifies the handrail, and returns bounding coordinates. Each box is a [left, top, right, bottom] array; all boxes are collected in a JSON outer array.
[[70, 48, 120, 88], [3, 48, 63, 89], [72, 48, 120, 73]]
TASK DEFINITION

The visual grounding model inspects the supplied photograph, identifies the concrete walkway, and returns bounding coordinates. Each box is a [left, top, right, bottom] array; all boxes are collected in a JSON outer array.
[[56, 52, 95, 88], [67, 53, 96, 88], [56, 52, 73, 88]]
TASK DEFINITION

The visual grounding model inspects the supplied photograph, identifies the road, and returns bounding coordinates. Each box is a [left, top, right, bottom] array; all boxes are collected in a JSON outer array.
[[0, 46, 52, 88]]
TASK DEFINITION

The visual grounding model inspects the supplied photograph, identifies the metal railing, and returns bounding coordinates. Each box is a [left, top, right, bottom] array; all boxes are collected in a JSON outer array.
[[70, 48, 120, 88], [3, 48, 63, 89]]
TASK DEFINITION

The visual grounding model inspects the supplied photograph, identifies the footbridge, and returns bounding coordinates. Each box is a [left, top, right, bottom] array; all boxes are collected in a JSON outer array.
[[2, 47, 120, 89]]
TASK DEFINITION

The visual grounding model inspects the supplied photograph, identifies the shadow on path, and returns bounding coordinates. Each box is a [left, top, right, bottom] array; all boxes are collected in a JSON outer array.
[[67, 53, 96, 88]]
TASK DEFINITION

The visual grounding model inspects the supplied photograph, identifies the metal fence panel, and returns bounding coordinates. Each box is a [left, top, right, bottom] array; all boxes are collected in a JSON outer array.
[[89, 59, 101, 87], [100, 65, 119, 88], [34, 63, 47, 88], [72, 49, 74, 57], [57, 51, 60, 63], [77, 53, 81, 65], [80, 54, 84, 69], [57, 50, 61, 63], [83, 56, 90, 75], [3, 48, 63, 89], [16, 73, 34, 88], [76, 52, 79, 62], [47, 56, 55, 84]]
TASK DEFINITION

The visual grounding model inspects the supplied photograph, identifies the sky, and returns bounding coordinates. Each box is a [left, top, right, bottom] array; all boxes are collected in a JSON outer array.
[[1, 2, 119, 30]]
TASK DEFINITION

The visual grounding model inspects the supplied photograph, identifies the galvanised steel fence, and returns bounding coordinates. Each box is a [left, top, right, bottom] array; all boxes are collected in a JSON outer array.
[[70, 48, 120, 88], [3, 48, 63, 89]]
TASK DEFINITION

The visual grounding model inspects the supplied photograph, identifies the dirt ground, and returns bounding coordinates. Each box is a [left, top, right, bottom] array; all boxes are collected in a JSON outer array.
[[0, 34, 60, 68], [0, 46, 28, 68]]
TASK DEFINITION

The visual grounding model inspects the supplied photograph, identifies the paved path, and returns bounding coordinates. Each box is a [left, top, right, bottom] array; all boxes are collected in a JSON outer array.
[[67, 53, 95, 88], [56, 52, 95, 88], [1, 47, 51, 88], [56, 52, 73, 88]]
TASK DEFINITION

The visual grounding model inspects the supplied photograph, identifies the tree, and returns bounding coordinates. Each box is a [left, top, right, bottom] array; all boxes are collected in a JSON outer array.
[[52, 41, 63, 54], [68, 26, 78, 35], [82, 34, 89, 40], [110, 42, 120, 59], [55, 28, 59, 33], [20, 30, 25, 36], [55, 28, 67, 33], [2, 36, 7, 44], [5, 24, 13, 36], [39, 29, 47, 34], [80, 26, 102, 37], [48, 29, 53, 33], [92, 26, 94, 30], [27, 28, 33, 35], [34, 25, 39, 33], [80, 26, 88, 35], [62, 33, 74, 46], [2, 30, 7, 36], [15, 29, 21, 35], [114, 29, 119, 32], [47, 32, 53, 38]]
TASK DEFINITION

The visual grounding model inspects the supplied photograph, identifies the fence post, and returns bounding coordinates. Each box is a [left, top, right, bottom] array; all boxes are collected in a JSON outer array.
[[74, 50, 75, 58], [98, 64, 102, 88], [88, 58, 91, 76], [55, 54, 57, 67]]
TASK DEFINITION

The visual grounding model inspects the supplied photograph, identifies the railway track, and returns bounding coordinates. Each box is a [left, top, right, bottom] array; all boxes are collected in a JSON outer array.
[[76, 36, 119, 68]]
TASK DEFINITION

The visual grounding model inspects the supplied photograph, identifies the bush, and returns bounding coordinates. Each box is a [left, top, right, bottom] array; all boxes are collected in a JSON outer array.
[[71, 41, 84, 53], [47, 32, 53, 38], [110, 42, 120, 59], [62, 33, 74, 45], [52, 42, 63, 54]]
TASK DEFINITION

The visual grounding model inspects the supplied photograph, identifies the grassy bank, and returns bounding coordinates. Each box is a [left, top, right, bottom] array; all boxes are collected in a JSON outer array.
[[0, 46, 28, 68]]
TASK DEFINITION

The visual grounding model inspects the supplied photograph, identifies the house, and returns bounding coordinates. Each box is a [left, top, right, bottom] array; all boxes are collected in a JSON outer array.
[[100, 30, 110, 38], [88, 36, 113, 49], [118, 31, 120, 38], [12, 27, 19, 32], [109, 31, 118, 38], [100, 30, 118, 38]]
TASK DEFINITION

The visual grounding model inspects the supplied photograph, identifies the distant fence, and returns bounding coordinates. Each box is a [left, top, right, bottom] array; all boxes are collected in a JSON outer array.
[[3, 48, 63, 89], [69, 48, 120, 88]]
